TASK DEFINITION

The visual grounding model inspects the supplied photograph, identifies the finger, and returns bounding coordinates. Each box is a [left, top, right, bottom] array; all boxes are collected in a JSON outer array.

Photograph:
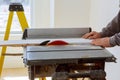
[[88, 36, 96, 39], [91, 39, 103, 47], [91, 39, 100, 45], [82, 33, 90, 38], [91, 40, 96, 45], [86, 31, 97, 38], [82, 32, 94, 39]]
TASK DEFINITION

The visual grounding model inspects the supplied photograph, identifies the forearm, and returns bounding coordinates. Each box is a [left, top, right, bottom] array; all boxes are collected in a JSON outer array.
[[110, 33, 120, 46], [100, 11, 120, 37]]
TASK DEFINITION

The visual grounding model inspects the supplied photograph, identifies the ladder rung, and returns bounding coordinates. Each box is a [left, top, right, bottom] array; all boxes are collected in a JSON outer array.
[[2, 53, 23, 56]]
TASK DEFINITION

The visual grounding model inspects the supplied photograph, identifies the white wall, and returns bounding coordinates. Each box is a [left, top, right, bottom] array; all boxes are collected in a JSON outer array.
[[32, 0, 91, 28], [54, 0, 90, 27], [90, 0, 119, 31], [31, 0, 50, 28], [106, 46, 120, 80]]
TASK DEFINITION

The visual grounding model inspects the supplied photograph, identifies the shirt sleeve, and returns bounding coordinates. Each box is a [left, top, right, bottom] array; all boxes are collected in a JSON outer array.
[[100, 11, 120, 46], [110, 33, 120, 46]]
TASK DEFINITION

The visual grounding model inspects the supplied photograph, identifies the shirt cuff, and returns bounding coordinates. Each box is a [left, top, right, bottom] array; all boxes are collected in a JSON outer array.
[[99, 32, 105, 37], [110, 36, 116, 46]]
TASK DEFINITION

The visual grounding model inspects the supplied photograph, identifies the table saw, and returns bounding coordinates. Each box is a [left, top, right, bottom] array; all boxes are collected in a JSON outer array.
[[22, 28, 116, 80]]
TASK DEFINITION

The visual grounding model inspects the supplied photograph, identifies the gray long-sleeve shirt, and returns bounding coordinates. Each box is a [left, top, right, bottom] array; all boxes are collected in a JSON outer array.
[[100, 11, 120, 46]]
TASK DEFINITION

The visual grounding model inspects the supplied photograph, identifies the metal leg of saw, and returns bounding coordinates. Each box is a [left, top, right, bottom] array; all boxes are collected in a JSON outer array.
[[28, 66, 35, 80], [28, 66, 46, 80], [0, 3, 29, 78]]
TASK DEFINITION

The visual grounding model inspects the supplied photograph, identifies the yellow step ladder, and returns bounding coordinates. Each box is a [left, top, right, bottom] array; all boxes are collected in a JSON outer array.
[[0, 3, 29, 78], [0, 3, 46, 80]]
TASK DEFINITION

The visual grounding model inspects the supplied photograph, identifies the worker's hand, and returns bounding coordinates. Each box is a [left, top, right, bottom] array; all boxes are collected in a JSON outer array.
[[82, 31, 101, 39], [91, 37, 111, 47]]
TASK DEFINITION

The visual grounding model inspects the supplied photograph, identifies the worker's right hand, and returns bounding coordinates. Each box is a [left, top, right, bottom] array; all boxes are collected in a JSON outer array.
[[82, 31, 101, 39], [91, 37, 111, 47]]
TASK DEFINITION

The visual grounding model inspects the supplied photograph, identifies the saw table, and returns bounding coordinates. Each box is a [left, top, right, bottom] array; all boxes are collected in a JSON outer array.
[[22, 28, 116, 80]]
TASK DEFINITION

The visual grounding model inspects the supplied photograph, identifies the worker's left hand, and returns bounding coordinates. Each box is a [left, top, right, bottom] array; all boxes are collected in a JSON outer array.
[[91, 37, 111, 47]]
